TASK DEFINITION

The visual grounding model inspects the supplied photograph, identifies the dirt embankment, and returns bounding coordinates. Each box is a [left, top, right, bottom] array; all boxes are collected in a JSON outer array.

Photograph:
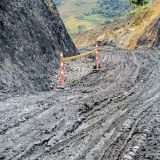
[[72, 0, 160, 49]]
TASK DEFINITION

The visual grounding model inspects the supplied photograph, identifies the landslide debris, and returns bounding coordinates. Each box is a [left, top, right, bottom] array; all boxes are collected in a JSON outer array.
[[0, 0, 77, 97], [1, 46, 160, 160]]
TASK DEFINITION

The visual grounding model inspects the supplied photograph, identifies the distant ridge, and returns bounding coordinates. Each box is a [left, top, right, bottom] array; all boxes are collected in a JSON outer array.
[[72, 0, 160, 49]]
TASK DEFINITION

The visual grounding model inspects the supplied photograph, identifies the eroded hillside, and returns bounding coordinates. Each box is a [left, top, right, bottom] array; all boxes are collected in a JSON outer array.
[[72, 0, 160, 49], [0, 0, 77, 97]]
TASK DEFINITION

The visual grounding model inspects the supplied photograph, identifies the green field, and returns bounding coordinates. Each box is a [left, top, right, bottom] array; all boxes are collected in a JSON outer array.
[[56, 0, 146, 33], [58, 0, 97, 19], [64, 15, 106, 33], [56, 0, 107, 33]]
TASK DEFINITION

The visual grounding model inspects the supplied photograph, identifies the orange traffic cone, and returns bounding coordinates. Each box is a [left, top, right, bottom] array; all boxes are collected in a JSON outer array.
[[59, 52, 64, 87], [96, 44, 99, 70]]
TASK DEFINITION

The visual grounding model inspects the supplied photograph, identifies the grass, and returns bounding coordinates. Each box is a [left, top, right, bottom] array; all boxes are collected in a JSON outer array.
[[64, 17, 95, 33], [77, 14, 107, 25], [58, 0, 97, 19], [71, 0, 160, 49], [123, 5, 147, 17], [56, 0, 102, 33], [57, 0, 133, 33], [64, 15, 106, 33], [57, 0, 153, 34]]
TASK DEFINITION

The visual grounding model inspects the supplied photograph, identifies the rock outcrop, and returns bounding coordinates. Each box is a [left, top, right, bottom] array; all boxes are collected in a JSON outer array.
[[0, 0, 77, 97]]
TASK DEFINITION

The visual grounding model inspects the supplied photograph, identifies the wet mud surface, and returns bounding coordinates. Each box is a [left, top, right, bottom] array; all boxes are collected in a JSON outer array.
[[0, 46, 160, 160]]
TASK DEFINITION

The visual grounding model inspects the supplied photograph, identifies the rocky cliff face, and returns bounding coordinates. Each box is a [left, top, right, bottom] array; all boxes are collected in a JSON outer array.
[[0, 0, 77, 97]]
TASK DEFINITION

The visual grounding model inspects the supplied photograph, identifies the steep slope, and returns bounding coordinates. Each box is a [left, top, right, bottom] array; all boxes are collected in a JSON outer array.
[[118, 0, 160, 49], [72, 0, 160, 49], [93, 0, 130, 18], [0, 0, 77, 97]]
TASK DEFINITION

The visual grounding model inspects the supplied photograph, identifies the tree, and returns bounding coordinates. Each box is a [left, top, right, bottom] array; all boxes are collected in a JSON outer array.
[[129, 0, 150, 6]]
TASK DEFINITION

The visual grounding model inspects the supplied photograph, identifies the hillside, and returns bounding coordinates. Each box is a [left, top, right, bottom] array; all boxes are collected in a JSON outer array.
[[72, 0, 160, 49], [1, 0, 160, 160], [53, 0, 130, 33], [0, 0, 77, 97]]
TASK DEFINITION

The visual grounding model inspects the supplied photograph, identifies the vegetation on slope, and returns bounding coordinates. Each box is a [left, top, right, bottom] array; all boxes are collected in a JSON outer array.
[[53, 0, 131, 33], [92, 0, 130, 18], [55, 0, 98, 33], [71, 0, 159, 49], [52, 0, 152, 35], [124, 0, 160, 48]]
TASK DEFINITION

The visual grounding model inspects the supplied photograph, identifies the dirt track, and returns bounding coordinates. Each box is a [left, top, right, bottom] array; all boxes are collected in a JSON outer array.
[[0, 46, 160, 160]]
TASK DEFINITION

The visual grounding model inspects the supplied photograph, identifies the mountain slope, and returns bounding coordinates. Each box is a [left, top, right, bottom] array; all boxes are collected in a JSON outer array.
[[56, 0, 97, 19], [93, 0, 130, 18], [72, 0, 160, 49], [53, 0, 130, 33], [0, 0, 77, 97], [113, 0, 160, 49]]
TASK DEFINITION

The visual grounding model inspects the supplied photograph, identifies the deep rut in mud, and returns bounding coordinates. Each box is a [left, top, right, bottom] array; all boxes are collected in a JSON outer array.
[[0, 46, 160, 160]]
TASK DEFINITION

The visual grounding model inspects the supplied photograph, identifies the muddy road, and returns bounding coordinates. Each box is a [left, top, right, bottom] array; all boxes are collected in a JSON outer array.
[[0, 46, 160, 160]]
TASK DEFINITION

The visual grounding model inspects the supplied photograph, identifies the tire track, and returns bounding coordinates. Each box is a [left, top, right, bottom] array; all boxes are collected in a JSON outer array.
[[1, 47, 160, 160]]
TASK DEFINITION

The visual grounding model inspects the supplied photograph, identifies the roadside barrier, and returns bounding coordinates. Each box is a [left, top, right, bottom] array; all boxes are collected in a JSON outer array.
[[96, 44, 99, 70], [59, 44, 99, 87], [63, 49, 96, 61], [59, 52, 65, 86]]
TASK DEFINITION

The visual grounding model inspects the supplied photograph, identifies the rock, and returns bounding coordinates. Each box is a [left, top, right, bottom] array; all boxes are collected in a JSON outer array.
[[123, 154, 133, 160], [132, 146, 139, 152], [45, 147, 50, 152], [0, 155, 5, 160], [47, 137, 57, 146], [0, 0, 77, 97]]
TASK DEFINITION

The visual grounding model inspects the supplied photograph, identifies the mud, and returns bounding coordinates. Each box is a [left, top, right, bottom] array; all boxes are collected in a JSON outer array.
[[0, 46, 160, 160]]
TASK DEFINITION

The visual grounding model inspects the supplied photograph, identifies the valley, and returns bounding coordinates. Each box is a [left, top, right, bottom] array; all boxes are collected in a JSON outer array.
[[54, 0, 130, 33]]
